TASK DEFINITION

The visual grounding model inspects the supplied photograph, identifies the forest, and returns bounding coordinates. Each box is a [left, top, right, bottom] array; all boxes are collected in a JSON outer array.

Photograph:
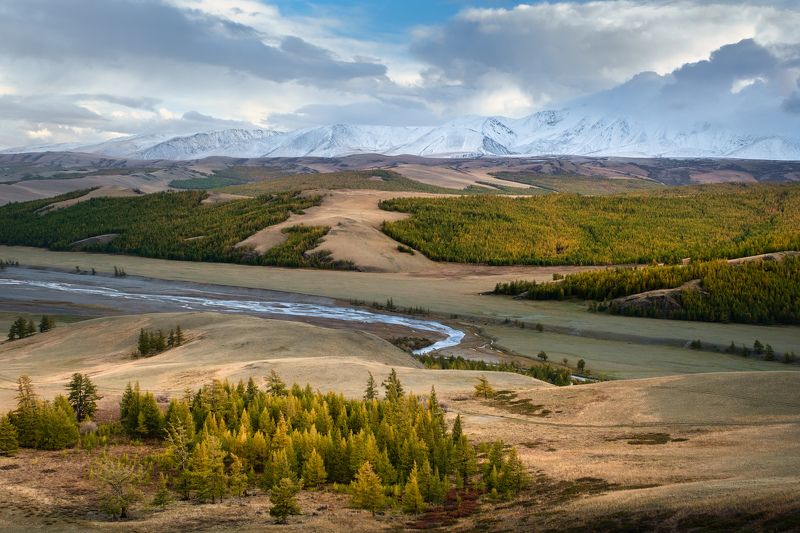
[[380, 184, 800, 265], [1, 371, 528, 520], [0, 189, 340, 268], [495, 256, 800, 325]]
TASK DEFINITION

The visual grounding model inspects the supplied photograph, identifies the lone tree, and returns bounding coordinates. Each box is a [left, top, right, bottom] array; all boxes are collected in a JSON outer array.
[[474, 375, 495, 399], [91, 453, 144, 519], [269, 477, 301, 524], [576, 359, 586, 373], [350, 461, 385, 516], [266, 369, 288, 397], [364, 372, 378, 400], [382, 368, 404, 402], [66, 373, 102, 422], [537, 350, 548, 361]]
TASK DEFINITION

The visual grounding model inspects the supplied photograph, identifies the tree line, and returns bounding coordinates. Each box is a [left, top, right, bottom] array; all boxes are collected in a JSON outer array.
[[0, 189, 345, 268], [136, 325, 185, 357], [495, 256, 800, 325], [416, 353, 574, 386], [380, 184, 800, 266], [6, 315, 55, 341]]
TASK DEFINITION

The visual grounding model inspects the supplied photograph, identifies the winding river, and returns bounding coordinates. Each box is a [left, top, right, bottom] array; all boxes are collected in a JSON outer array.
[[0, 268, 464, 355]]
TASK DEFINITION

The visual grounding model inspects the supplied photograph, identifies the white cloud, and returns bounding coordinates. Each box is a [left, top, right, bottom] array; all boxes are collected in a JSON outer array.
[[0, 1, 798, 147]]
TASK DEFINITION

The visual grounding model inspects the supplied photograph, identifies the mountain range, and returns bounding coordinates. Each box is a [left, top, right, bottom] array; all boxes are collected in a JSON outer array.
[[6, 73, 800, 161]]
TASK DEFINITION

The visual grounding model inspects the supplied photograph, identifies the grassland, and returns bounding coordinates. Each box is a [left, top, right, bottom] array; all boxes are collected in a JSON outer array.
[[491, 171, 663, 195], [224, 169, 459, 195], [380, 183, 800, 265], [2, 246, 799, 378]]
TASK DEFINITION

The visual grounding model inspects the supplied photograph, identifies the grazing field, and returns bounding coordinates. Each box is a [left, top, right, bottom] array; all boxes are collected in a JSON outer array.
[[2, 245, 799, 360], [0, 189, 341, 267], [496, 255, 800, 325], [380, 183, 800, 265], [482, 324, 797, 379], [0, 312, 546, 411], [491, 171, 663, 194], [224, 169, 457, 195]]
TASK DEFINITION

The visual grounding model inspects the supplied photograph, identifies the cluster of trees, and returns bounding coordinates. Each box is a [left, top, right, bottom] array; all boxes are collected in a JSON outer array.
[[497, 256, 800, 325], [723, 340, 798, 363], [136, 325, 184, 357], [1, 374, 101, 453], [380, 184, 800, 265], [2, 370, 532, 521], [114, 369, 528, 517], [416, 354, 574, 386], [6, 315, 55, 341], [0, 189, 340, 268]]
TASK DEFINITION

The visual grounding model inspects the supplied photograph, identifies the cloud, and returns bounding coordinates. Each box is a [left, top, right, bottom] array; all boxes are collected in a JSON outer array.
[[783, 79, 800, 113], [0, 0, 387, 86], [410, 1, 800, 106], [267, 98, 440, 129]]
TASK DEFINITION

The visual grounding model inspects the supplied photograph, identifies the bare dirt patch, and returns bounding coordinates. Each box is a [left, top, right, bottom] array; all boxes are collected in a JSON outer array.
[[393, 164, 528, 190], [237, 189, 444, 272]]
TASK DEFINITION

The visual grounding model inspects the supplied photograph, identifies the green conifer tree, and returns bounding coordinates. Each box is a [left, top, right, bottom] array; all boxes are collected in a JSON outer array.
[[266, 369, 288, 396], [0, 415, 19, 456], [350, 461, 385, 516], [364, 371, 378, 401], [269, 477, 301, 524], [302, 448, 327, 489], [474, 375, 495, 399], [66, 372, 102, 422], [382, 368, 404, 402], [402, 462, 425, 514]]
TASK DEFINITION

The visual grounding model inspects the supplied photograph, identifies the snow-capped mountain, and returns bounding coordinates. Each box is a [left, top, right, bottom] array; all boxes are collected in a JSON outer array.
[[4, 110, 799, 161]]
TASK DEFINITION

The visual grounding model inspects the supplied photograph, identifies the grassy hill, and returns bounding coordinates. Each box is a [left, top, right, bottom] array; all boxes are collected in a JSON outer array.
[[380, 183, 800, 265], [0, 189, 338, 267], [223, 169, 459, 195], [495, 255, 800, 325]]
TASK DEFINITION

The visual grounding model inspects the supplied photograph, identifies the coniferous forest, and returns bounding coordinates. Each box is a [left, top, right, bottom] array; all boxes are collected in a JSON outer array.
[[2, 371, 529, 519], [380, 184, 800, 265], [495, 256, 800, 325], [0, 189, 338, 267]]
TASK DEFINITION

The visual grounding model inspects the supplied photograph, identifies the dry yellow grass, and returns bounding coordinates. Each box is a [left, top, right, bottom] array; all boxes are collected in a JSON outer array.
[[0, 312, 548, 411], [236, 189, 442, 272], [2, 245, 798, 378]]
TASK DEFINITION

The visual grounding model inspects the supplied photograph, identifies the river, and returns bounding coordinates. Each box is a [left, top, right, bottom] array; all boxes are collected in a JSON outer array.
[[0, 267, 464, 355]]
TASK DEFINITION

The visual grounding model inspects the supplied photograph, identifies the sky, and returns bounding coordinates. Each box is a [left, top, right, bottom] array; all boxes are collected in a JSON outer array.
[[0, 0, 798, 146]]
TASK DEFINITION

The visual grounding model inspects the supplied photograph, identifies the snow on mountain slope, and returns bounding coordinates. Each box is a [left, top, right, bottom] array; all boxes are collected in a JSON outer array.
[[132, 129, 284, 159], [5, 112, 799, 161]]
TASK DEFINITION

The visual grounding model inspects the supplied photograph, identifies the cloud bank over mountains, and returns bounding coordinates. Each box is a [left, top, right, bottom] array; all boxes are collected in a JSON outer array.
[[0, 0, 797, 156]]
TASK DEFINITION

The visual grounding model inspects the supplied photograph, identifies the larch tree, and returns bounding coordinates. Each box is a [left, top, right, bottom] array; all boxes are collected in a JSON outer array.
[[66, 372, 102, 422], [302, 448, 327, 489], [0, 415, 19, 456], [402, 462, 425, 514], [350, 461, 385, 516], [473, 375, 495, 399], [382, 368, 404, 402], [364, 371, 378, 401], [91, 452, 144, 519], [266, 369, 288, 397], [269, 477, 301, 524]]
